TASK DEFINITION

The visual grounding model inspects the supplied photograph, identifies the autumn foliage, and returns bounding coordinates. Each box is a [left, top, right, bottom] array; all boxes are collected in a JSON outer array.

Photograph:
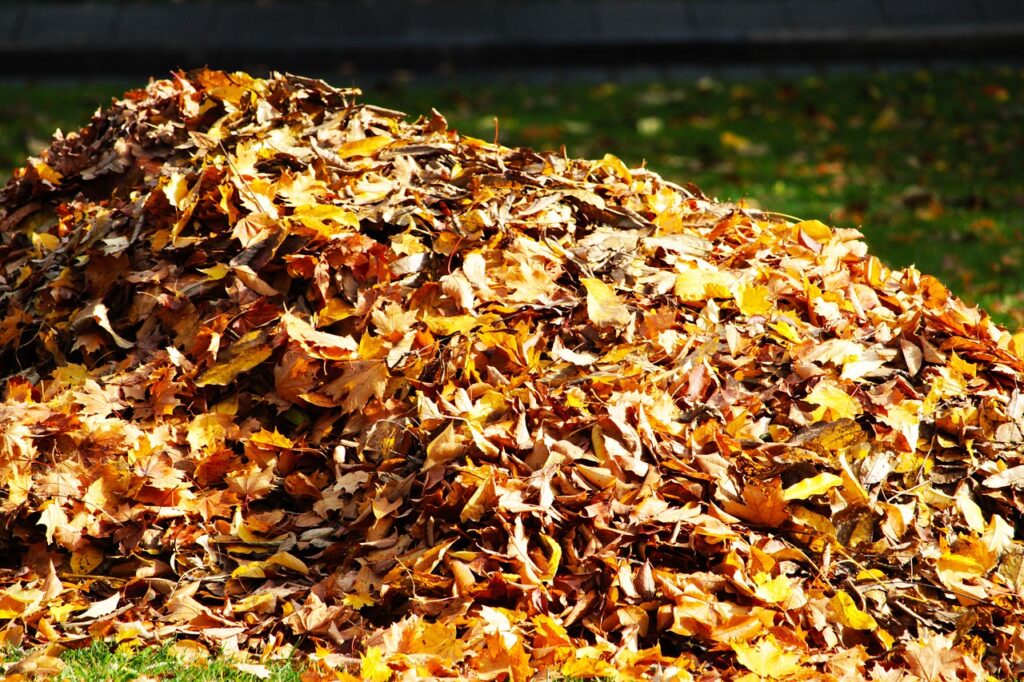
[[2, 69, 1024, 680]]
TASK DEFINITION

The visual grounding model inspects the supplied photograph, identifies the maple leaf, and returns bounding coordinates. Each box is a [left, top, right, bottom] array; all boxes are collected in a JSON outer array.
[[724, 478, 790, 527], [734, 282, 773, 317], [319, 359, 389, 413], [732, 634, 808, 679], [903, 635, 969, 682]]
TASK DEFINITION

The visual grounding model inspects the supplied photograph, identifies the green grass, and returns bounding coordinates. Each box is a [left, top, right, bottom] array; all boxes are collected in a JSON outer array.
[[1, 67, 1022, 329], [3, 640, 303, 681]]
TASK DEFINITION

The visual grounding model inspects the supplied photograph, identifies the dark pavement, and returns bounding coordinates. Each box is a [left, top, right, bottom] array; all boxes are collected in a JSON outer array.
[[1, 0, 1022, 81]]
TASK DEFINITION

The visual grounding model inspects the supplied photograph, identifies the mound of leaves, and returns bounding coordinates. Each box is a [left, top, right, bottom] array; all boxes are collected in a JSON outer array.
[[2, 69, 1024, 681]]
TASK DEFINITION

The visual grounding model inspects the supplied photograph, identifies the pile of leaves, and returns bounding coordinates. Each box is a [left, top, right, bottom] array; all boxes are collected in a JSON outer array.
[[2, 69, 1024, 681]]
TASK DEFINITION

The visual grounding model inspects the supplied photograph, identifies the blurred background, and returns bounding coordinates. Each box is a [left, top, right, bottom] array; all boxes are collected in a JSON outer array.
[[1, 0, 1022, 327]]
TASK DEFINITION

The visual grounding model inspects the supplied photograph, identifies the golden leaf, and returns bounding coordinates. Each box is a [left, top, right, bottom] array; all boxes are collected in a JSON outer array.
[[783, 472, 843, 501], [320, 359, 390, 413], [804, 380, 862, 421], [195, 330, 273, 387], [336, 135, 394, 160], [724, 478, 790, 527], [674, 268, 735, 301], [829, 591, 878, 631], [360, 646, 393, 682], [734, 282, 773, 317], [753, 572, 793, 604], [789, 418, 866, 454], [732, 634, 806, 679], [266, 551, 309, 575], [795, 219, 832, 242], [232, 592, 278, 615], [581, 277, 632, 329]]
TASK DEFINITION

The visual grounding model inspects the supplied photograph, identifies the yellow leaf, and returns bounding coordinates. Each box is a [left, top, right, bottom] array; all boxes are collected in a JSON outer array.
[[231, 562, 267, 579], [795, 219, 832, 242], [753, 573, 793, 604], [31, 159, 63, 186], [460, 471, 498, 523], [1011, 331, 1024, 361], [168, 640, 210, 665], [163, 171, 191, 209], [424, 313, 501, 336], [538, 534, 562, 583], [957, 488, 986, 534], [938, 551, 985, 579], [561, 654, 618, 679], [48, 602, 80, 623], [336, 135, 394, 160], [78, 593, 120, 620], [198, 263, 230, 280], [195, 330, 273, 387], [732, 634, 805, 679], [360, 646, 393, 682], [790, 506, 836, 553], [51, 363, 89, 387], [878, 399, 923, 450], [790, 418, 866, 454], [769, 319, 801, 343], [581, 277, 632, 329], [724, 478, 790, 527], [673, 268, 735, 301], [829, 590, 878, 630], [804, 380, 862, 421], [280, 310, 358, 361], [186, 412, 234, 453], [292, 203, 360, 237], [232, 591, 277, 614], [734, 282, 773, 317], [32, 232, 60, 252], [249, 428, 293, 450], [342, 592, 375, 609], [949, 352, 977, 378], [936, 540, 999, 602], [405, 620, 463, 659], [589, 153, 633, 182], [783, 472, 843, 501], [475, 631, 533, 682], [720, 130, 754, 153], [266, 551, 309, 575]]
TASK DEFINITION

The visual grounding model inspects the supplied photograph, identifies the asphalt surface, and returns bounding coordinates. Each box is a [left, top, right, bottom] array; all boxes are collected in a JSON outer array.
[[1, 0, 1022, 81]]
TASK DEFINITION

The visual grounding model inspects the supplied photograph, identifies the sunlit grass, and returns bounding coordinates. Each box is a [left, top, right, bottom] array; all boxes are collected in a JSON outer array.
[[3, 641, 303, 681]]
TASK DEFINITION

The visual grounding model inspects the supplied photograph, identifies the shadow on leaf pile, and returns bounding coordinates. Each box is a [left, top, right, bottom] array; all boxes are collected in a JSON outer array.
[[2, 69, 1024, 681]]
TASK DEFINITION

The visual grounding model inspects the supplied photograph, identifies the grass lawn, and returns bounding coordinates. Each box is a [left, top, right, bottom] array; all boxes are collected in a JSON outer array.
[[3, 68, 1021, 329], [3, 641, 304, 681]]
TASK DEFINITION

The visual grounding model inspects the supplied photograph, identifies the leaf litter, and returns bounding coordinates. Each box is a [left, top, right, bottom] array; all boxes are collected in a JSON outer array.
[[1, 69, 1024, 680]]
